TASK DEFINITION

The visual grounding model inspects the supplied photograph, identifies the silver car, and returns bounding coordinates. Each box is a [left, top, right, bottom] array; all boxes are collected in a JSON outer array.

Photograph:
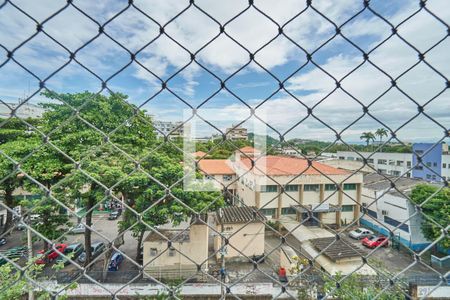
[[349, 227, 374, 239], [70, 223, 91, 234]]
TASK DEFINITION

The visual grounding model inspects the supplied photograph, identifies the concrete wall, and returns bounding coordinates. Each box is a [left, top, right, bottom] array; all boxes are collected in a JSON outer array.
[[214, 222, 265, 260]]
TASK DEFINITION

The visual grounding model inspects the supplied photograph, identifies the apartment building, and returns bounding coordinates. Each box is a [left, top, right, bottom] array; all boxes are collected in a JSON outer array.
[[225, 124, 248, 140], [360, 174, 431, 251], [412, 143, 449, 182], [152, 120, 187, 139], [336, 142, 450, 182], [199, 147, 364, 228]]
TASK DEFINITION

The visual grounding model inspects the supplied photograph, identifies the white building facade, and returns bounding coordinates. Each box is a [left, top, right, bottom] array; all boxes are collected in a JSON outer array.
[[360, 174, 431, 251], [336, 151, 413, 177]]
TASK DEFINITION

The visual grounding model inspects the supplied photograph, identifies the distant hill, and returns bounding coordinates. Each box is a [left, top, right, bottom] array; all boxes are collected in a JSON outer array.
[[248, 132, 280, 146]]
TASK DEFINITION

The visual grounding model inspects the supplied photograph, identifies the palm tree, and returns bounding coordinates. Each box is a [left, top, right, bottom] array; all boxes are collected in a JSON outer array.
[[375, 128, 388, 144], [360, 132, 375, 147]]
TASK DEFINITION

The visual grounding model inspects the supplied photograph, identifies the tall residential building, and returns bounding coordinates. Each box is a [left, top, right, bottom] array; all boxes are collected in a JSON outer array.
[[225, 124, 248, 140], [152, 120, 186, 139]]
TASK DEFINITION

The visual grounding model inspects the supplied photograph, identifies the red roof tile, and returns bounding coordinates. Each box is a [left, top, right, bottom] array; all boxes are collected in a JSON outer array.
[[198, 159, 235, 175], [238, 155, 349, 176]]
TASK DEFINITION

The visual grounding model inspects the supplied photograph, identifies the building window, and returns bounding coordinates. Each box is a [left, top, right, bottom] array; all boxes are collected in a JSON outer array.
[[261, 208, 276, 217], [426, 162, 431, 167], [304, 184, 319, 192], [396, 160, 404, 166], [378, 169, 386, 174], [432, 175, 436, 180], [384, 216, 409, 232], [407, 161, 411, 167], [414, 165, 423, 170], [444, 163, 447, 168], [206, 175, 214, 180], [389, 160, 395, 166], [406, 172, 411, 178], [150, 248, 158, 256], [341, 205, 354, 212], [347, 157, 355, 161], [343, 183, 357, 190], [281, 207, 296, 215], [261, 185, 278, 193], [433, 162, 437, 167], [378, 159, 387, 165], [391, 171, 400, 176], [325, 184, 337, 191], [426, 174, 431, 179], [339, 156, 345, 160], [367, 159, 374, 164], [366, 209, 378, 218], [168, 247, 176, 257], [223, 175, 232, 181], [285, 185, 298, 192]]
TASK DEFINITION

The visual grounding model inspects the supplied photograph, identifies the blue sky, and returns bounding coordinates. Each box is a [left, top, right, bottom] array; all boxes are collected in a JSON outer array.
[[0, 0, 449, 142]]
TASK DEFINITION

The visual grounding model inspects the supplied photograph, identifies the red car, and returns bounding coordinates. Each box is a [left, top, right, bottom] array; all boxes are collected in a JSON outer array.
[[35, 244, 67, 264], [362, 236, 389, 249]]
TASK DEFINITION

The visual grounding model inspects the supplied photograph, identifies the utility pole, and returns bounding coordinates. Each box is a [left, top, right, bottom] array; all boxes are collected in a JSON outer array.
[[27, 215, 34, 300]]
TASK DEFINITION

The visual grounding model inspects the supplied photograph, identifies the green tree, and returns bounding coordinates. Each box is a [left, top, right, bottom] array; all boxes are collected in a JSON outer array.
[[410, 184, 450, 249], [360, 132, 375, 147], [38, 90, 156, 266], [0, 257, 76, 299], [322, 272, 405, 300], [375, 128, 388, 144]]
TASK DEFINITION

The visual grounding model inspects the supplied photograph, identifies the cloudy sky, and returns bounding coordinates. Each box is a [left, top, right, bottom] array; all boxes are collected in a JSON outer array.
[[0, 0, 449, 142]]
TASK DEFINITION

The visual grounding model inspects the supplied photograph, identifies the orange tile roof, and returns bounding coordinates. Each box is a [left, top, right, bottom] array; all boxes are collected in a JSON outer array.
[[238, 155, 349, 176], [198, 159, 235, 175], [193, 151, 207, 158], [239, 146, 260, 153]]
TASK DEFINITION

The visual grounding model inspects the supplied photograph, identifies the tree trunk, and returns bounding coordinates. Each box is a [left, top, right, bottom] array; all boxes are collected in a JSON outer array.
[[135, 229, 144, 262], [2, 186, 14, 235], [84, 187, 96, 267]]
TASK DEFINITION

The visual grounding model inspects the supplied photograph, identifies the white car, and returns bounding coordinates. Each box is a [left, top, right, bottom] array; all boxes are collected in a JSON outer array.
[[349, 227, 373, 239], [70, 223, 92, 234]]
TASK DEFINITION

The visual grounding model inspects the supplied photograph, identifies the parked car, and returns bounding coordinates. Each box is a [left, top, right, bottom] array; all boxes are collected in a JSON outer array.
[[349, 227, 373, 239], [70, 223, 88, 234], [108, 252, 124, 271], [362, 235, 389, 248], [55, 243, 84, 265], [0, 238, 6, 246], [35, 244, 67, 264], [78, 241, 106, 263], [108, 211, 120, 220], [0, 246, 28, 266]]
